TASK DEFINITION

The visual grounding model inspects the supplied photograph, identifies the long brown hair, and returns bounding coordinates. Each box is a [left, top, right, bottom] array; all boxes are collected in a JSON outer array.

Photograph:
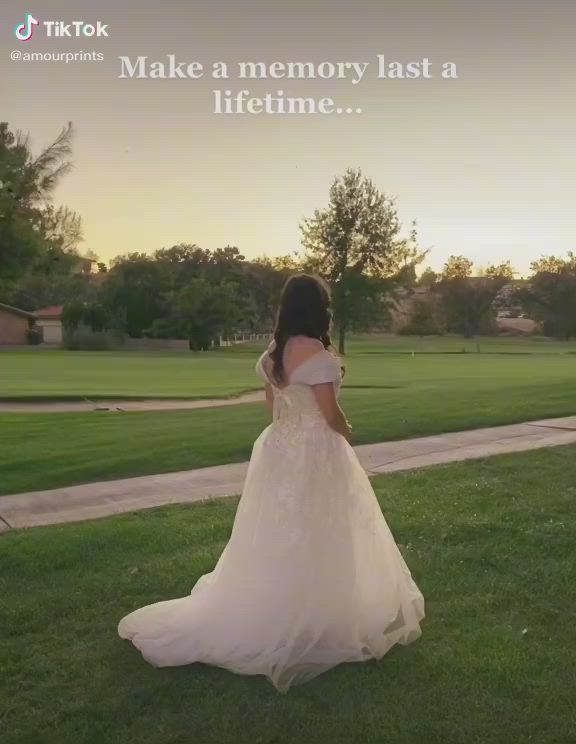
[[270, 274, 333, 383]]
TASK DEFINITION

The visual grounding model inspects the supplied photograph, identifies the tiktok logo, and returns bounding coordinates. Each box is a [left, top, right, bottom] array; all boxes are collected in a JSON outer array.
[[14, 13, 39, 41], [12, 15, 109, 40]]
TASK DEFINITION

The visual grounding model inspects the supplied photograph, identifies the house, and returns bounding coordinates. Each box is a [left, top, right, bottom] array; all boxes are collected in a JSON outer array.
[[34, 305, 64, 344], [72, 256, 96, 275], [389, 279, 538, 335], [0, 302, 36, 345], [389, 287, 430, 331]]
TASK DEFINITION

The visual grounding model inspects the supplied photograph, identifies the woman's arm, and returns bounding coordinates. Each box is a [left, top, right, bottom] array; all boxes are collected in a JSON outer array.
[[312, 383, 352, 440]]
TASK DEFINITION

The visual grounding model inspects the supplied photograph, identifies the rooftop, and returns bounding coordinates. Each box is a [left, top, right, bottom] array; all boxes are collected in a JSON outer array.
[[34, 305, 64, 320]]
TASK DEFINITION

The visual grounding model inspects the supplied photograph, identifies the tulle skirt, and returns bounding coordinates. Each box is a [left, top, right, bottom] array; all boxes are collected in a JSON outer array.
[[118, 418, 424, 692]]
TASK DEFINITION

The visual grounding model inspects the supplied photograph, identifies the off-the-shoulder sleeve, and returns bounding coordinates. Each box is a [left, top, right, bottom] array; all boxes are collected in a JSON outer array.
[[291, 350, 341, 386]]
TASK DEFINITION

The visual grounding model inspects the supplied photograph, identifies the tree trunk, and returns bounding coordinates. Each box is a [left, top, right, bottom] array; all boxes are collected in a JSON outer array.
[[338, 324, 346, 355]]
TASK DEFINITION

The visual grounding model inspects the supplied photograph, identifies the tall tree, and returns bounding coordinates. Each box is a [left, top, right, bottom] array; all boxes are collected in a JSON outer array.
[[398, 293, 446, 336], [101, 252, 166, 337], [244, 253, 308, 330], [417, 267, 439, 288], [519, 253, 576, 339], [0, 121, 85, 299], [148, 277, 254, 350], [301, 168, 424, 353], [82, 246, 262, 348], [437, 256, 514, 337], [41, 205, 83, 254]]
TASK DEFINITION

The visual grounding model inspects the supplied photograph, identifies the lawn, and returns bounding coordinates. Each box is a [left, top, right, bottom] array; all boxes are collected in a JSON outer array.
[[0, 349, 259, 400], [2, 348, 576, 495], [1, 446, 575, 744], [346, 332, 576, 355], [1, 335, 576, 401]]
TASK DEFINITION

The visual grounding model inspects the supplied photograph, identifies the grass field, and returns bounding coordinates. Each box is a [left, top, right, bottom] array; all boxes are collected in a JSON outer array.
[[1, 335, 576, 400], [2, 446, 575, 744], [1, 338, 576, 495], [0, 350, 258, 400]]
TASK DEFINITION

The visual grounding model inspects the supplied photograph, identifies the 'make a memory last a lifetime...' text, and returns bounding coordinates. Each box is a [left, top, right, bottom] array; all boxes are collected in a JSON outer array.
[[118, 55, 459, 114]]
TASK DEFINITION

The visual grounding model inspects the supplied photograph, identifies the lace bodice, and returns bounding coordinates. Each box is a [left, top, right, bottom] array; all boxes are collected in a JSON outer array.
[[256, 347, 342, 423]]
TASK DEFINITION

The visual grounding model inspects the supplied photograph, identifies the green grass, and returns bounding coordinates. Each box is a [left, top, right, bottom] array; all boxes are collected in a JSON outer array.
[[0, 350, 260, 400], [346, 332, 576, 355], [232, 333, 576, 356], [1, 446, 575, 744], [1, 335, 576, 401], [2, 352, 576, 495]]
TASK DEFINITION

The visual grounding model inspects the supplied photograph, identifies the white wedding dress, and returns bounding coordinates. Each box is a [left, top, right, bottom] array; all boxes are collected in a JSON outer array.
[[118, 347, 424, 692]]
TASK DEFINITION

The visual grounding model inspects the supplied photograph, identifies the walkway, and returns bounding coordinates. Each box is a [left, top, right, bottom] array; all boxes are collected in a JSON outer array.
[[1, 416, 575, 532], [0, 391, 263, 413]]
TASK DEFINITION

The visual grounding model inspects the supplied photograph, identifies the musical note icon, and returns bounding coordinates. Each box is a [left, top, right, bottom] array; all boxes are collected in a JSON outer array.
[[14, 13, 39, 42]]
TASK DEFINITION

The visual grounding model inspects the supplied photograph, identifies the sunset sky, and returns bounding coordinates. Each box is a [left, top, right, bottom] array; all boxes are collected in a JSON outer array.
[[2, 0, 575, 274]]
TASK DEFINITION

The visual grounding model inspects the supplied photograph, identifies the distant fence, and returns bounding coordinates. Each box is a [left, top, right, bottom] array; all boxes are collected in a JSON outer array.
[[62, 329, 272, 351], [117, 334, 271, 351], [218, 332, 271, 347]]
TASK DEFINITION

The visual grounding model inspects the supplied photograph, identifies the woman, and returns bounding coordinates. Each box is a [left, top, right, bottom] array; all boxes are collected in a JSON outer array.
[[118, 274, 424, 692]]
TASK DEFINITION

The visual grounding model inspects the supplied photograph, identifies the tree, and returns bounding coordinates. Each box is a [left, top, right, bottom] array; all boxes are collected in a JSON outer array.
[[0, 125, 43, 282], [244, 258, 286, 330], [84, 245, 263, 347], [149, 277, 253, 350], [519, 253, 576, 339], [398, 293, 445, 336], [208, 245, 246, 283], [243, 253, 308, 331], [441, 255, 473, 280], [63, 299, 112, 333], [338, 272, 399, 333], [269, 253, 306, 273], [417, 267, 438, 288], [436, 256, 514, 338], [301, 168, 424, 353], [5, 270, 95, 311], [0, 122, 90, 311], [0, 122, 76, 279], [154, 243, 211, 285], [100, 253, 166, 337], [41, 205, 83, 254]]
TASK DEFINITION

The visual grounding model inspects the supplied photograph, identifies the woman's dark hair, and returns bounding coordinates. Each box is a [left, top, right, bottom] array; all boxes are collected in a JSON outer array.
[[270, 273, 333, 383]]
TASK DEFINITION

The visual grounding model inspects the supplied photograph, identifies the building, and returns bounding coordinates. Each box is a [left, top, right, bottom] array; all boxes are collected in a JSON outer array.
[[0, 302, 36, 345], [34, 306, 64, 345], [389, 287, 431, 332], [390, 280, 537, 335]]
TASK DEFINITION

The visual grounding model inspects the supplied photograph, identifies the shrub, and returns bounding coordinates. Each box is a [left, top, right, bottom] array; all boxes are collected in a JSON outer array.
[[26, 327, 43, 345], [63, 325, 124, 351]]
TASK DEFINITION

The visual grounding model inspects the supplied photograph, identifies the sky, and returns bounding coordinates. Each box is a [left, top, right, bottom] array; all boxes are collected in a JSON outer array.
[[2, 0, 575, 275]]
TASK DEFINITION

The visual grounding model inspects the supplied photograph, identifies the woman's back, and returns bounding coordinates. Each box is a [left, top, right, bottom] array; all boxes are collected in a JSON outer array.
[[257, 335, 340, 388], [256, 336, 342, 426], [281, 335, 325, 382]]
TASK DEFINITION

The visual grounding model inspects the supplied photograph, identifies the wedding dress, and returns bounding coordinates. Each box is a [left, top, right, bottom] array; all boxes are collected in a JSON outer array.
[[118, 346, 424, 692]]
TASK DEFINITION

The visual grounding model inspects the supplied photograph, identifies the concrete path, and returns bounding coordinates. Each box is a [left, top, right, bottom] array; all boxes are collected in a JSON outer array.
[[0, 391, 263, 413], [1, 415, 575, 532]]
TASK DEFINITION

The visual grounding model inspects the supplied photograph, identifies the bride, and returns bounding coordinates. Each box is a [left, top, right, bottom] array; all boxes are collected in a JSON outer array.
[[118, 274, 424, 692]]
